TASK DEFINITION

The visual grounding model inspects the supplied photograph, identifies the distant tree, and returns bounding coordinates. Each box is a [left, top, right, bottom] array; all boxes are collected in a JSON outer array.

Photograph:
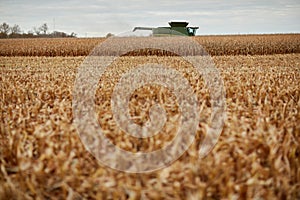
[[10, 24, 21, 34], [52, 31, 67, 37], [70, 32, 77, 37], [0, 22, 76, 39], [27, 30, 34, 35], [0, 22, 10, 35], [106, 33, 114, 38], [33, 26, 41, 35], [25, 30, 35, 38], [40, 23, 48, 34]]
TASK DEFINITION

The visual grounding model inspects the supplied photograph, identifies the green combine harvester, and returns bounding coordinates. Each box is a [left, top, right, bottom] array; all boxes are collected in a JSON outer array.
[[133, 21, 199, 36]]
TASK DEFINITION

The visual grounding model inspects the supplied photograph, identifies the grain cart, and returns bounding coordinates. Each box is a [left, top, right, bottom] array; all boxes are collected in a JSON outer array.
[[133, 21, 199, 36]]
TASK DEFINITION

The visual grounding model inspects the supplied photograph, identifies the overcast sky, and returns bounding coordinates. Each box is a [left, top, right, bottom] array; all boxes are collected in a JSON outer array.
[[0, 0, 299, 37]]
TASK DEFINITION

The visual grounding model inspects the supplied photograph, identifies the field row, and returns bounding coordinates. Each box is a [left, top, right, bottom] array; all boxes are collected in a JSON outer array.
[[0, 34, 299, 56], [0, 54, 299, 199]]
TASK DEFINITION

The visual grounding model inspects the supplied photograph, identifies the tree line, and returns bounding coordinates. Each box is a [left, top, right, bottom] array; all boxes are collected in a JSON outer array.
[[0, 22, 77, 38]]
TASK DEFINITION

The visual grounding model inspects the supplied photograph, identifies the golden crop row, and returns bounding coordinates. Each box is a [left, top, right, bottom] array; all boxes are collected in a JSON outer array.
[[0, 54, 299, 199], [0, 34, 299, 56]]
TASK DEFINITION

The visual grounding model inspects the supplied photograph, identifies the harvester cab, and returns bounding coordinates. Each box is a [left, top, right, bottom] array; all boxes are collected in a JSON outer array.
[[133, 21, 198, 36]]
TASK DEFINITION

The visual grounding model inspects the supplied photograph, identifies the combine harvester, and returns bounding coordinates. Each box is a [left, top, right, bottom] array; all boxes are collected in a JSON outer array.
[[133, 21, 199, 36]]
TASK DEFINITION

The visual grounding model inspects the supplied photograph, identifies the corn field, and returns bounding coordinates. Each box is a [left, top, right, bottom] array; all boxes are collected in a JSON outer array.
[[0, 34, 299, 199], [0, 34, 299, 56]]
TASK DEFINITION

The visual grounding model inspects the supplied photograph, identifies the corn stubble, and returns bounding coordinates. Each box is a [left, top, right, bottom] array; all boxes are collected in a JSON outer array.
[[0, 36, 299, 199]]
